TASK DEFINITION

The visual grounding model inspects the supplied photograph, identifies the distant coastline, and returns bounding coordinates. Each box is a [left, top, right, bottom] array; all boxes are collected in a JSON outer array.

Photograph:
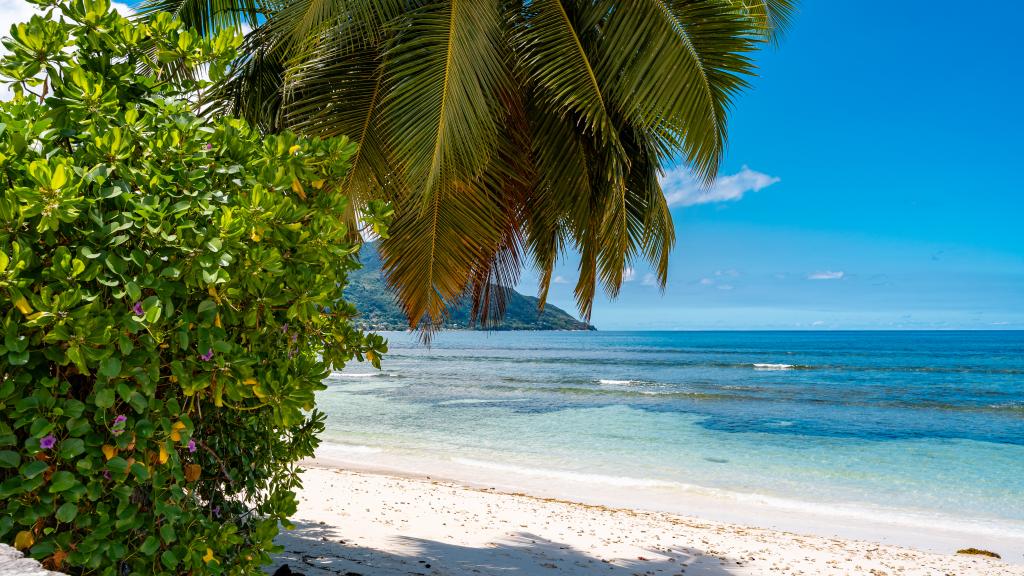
[[348, 244, 595, 331]]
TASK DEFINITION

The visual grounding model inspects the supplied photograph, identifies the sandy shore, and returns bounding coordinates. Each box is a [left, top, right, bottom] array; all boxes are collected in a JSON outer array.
[[270, 464, 1023, 576]]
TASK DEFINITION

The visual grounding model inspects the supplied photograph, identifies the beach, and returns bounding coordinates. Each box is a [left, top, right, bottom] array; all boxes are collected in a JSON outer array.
[[290, 331, 1024, 574], [271, 463, 1023, 576]]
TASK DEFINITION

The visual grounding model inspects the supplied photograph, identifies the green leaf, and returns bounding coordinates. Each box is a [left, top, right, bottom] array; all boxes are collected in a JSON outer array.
[[106, 456, 129, 475], [48, 470, 76, 492], [160, 550, 178, 570], [160, 523, 175, 543], [142, 295, 162, 323], [0, 450, 19, 468], [94, 387, 115, 408], [21, 460, 49, 479], [58, 438, 85, 459], [56, 502, 78, 522], [99, 356, 122, 378], [7, 350, 28, 365], [125, 281, 141, 301], [141, 535, 160, 555]]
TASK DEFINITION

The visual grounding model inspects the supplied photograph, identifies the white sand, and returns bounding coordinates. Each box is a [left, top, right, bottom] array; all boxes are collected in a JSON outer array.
[[270, 464, 1023, 576]]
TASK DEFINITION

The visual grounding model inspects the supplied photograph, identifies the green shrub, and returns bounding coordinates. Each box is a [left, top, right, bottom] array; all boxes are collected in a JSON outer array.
[[0, 0, 389, 572]]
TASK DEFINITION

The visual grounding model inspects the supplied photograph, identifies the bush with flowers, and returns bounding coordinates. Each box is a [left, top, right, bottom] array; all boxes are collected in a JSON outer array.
[[0, 0, 389, 573]]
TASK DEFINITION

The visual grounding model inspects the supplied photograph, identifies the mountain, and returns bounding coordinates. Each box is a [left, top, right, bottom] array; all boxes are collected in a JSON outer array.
[[345, 245, 595, 331]]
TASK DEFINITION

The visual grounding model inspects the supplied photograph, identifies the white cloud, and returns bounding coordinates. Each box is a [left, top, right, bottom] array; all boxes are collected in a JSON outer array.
[[661, 165, 780, 207], [699, 278, 715, 286], [717, 284, 734, 291], [641, 273, 657, 286], [553, 275, 568, 284], [622, 267, 635, 282], [808, 271, 845, 280], [715, 269, 739, 277]]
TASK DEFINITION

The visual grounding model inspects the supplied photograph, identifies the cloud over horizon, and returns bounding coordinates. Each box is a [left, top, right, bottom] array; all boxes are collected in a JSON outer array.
[[661, 165, 780, 207], [808, 271, 845, 280]]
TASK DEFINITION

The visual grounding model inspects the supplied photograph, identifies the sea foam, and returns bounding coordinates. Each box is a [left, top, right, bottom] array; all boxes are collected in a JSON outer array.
[[752, 363, 796, 370]]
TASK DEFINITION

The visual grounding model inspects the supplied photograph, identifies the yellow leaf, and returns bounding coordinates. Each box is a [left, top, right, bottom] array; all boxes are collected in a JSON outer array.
[[102, 444, 117, 460], [203, 547, 215, 563], [207, 285, 221, 304], [242, 378, 257, 386], [13, 296, 31, 314], [170, 421, 185, 442], [184, 463, 201, 482], [158, 445, 168, 464], [288, 145, 300, 155], [214, 313, 222, 328], [291, 179, 306, 200], [250, 229, 261, 242], [311, 179, 325, 189], [14, 530, 34, 550]]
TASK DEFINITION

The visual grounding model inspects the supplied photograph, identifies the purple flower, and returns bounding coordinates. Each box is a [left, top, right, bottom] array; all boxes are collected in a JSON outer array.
[[132, 301, 144, 316], [102, 470, 111, 480], [199, 348, 214, 362], [280, 323, 289, 333], [187, 439, 197, 453], [204, 143, 213, 150], [212, 506, 221, 518], [112, 414, 127, 436], [39, 435, 57, 450]]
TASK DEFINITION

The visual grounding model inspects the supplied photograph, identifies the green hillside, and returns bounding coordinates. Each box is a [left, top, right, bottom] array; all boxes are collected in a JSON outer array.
[[346, 245, 595, 331]]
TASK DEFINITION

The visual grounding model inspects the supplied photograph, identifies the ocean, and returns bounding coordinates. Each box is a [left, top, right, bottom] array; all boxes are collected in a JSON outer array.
[[316, 330, 1024, 542]]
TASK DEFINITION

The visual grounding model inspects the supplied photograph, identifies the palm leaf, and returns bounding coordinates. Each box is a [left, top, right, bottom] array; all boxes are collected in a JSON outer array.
[[376, 1, 514, 331]]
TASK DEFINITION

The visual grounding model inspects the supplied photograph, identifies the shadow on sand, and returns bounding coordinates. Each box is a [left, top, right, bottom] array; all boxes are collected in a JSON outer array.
[[269, 520, 742, 576]]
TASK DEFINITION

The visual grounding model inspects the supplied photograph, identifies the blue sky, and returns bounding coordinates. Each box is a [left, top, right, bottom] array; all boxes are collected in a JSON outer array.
[[531, 1, 1024, 330]]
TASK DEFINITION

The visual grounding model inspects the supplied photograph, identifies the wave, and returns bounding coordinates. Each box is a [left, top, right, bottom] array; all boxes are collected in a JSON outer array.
[[334, 372, 398, 379], [319, 442, 383, 455], [753, 363, 796, 370], [596, 379, 646, 385]]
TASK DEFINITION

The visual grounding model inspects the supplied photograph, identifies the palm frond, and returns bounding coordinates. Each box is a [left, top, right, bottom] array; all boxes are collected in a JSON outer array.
[[376, 0, 515, 331], [164, 0, 794, 331]]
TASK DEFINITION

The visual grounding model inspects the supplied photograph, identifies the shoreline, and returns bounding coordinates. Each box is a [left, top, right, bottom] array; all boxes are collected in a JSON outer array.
[[275, 462, 1024, 575], [309, 443, 1024, 562]]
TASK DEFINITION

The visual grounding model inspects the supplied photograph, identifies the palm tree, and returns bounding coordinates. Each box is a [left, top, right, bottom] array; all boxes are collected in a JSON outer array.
[[140, 0, 795, 332]]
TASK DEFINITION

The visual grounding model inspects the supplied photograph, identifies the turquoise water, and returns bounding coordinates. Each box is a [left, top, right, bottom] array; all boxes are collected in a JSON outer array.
[[317, 331, 1024, 531]]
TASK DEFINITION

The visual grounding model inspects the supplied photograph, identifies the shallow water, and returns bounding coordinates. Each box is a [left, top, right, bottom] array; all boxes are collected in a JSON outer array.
[[317, 330, 1024, 534]]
